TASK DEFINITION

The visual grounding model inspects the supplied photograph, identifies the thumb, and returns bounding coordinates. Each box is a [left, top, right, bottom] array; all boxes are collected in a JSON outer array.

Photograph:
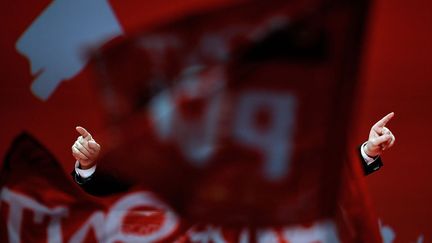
[[372, 134, 392, 146]]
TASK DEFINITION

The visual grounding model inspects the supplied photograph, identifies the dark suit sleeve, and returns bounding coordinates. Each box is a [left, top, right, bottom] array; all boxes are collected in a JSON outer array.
[[71, 168, 131, 196], [72, 145, 382, 195], [358, 145, 383, 175]]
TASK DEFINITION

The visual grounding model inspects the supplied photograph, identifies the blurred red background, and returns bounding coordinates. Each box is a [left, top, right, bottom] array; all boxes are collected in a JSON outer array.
[[0, 0, 431, 242], [354, 0, 432, 241]]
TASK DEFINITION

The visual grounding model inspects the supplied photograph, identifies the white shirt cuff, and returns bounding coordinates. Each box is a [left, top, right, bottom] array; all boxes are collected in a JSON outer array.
[[74, 161, 96, 179], [360, 142, 377, 165]]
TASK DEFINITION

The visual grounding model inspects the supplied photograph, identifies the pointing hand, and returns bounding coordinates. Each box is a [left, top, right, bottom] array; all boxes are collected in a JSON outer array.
[[364, 112, 396, 157], [72, 126, 101, 169]]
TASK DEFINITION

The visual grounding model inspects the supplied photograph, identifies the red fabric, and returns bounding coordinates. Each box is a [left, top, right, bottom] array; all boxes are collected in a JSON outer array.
[[89, 0, 373, 227], [0, 133, 185, 243]]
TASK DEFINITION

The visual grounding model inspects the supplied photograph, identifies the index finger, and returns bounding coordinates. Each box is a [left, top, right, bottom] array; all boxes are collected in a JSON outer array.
[[76, 126, 92, 140], [373, 112, 395, 129]]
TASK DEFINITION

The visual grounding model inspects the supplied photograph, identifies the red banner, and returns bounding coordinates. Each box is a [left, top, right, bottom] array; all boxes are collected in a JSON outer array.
[[0, 133, 184, 242], [88, 0, 370, 226]]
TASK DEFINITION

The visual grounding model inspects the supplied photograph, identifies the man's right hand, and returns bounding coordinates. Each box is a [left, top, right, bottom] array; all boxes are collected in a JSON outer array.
[[364, 112, 396, 158], [72, 126, 101, 169]]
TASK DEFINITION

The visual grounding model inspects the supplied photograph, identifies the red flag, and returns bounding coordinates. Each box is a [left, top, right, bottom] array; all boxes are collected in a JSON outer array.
[[0, 133, 184, 242], [89, 0, 374, 227]]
